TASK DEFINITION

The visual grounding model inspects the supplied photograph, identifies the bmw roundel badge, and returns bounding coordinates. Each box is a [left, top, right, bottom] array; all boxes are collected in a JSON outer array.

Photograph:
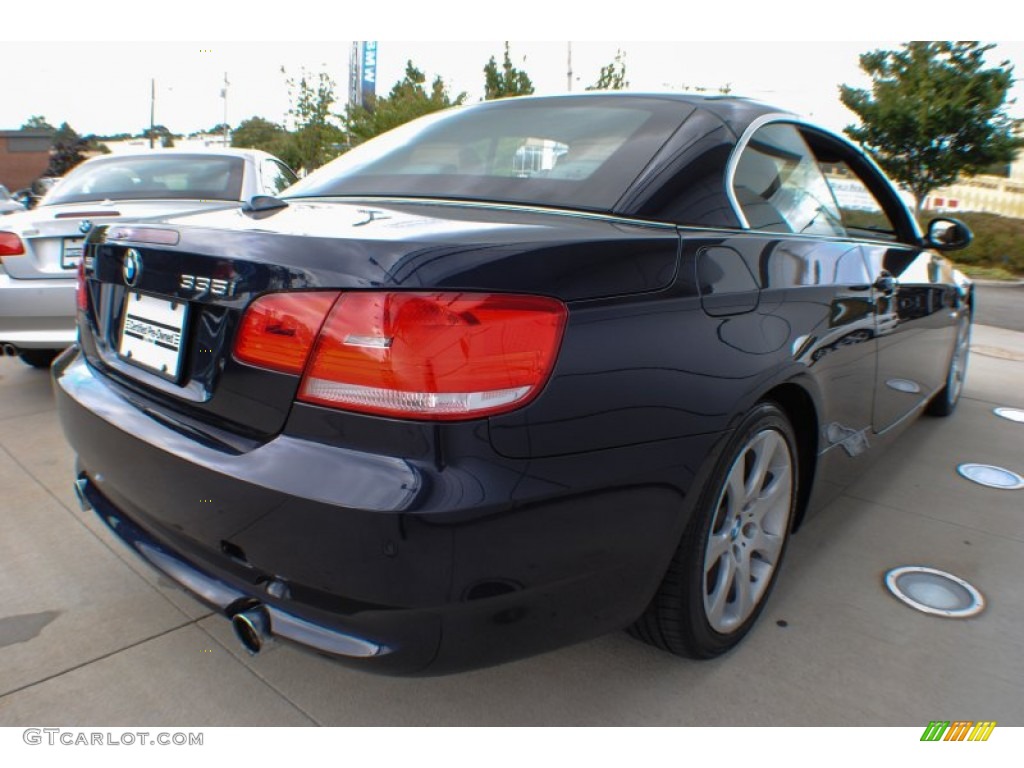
[[79, 220, 93, 234], [123, 248, 142, 287]]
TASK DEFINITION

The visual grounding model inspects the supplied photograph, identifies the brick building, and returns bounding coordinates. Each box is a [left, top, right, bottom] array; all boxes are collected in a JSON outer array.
[[0, 130, 53, 191]]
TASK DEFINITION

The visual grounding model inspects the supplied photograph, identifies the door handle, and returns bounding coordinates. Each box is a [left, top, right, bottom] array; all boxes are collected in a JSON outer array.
[[874, 272, 897, 294]]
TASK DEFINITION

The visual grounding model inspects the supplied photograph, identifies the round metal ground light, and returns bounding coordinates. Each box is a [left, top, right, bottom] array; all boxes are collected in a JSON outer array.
[[994, 407, 1024, 424], [885, 566, 985, 618], [957, 463, 1024, 490]]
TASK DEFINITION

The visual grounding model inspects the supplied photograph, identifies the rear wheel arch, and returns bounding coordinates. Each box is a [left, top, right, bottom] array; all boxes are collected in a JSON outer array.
[[629, 399, 802, 657], [758, 381, 818, 532]]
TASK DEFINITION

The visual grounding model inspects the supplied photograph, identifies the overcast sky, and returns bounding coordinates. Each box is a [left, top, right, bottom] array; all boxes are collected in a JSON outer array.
[[4, 4, 1022, 138]]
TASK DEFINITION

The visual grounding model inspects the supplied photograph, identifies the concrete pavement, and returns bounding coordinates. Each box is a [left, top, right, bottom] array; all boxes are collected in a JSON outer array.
[[1, 326, 1022, 726], [974, 282, 1024, 333]]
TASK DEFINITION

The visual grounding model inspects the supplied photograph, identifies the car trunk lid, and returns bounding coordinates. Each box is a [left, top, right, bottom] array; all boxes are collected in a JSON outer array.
[[79, 199, 679, 439]]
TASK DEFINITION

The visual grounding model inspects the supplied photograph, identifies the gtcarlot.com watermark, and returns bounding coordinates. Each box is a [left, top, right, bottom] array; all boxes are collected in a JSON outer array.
[[23, 729, 203, 747]]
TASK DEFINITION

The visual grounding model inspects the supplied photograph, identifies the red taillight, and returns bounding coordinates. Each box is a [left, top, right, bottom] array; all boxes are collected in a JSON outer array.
[[233, 292, 340, 374], [235, 290, 567, 420], [0, 231, 25, 258], [298, 292, 567, 420], [76, 259, 88, 311]]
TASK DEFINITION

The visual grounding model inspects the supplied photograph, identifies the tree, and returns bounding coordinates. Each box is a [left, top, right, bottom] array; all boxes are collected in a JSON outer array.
[[587, 50, 629, 91], [344, 61, 466, 145], [840, 41, 1023, 215], [232, 115, 301, 170], [46, 123, 88, 176], [140, 124, 175, 148], [483, 42, 534, 100], [284, 67, 346, 173], [21, 115, 55, 132], [232, 116, 288, 150], [142, 124, 172, 139]]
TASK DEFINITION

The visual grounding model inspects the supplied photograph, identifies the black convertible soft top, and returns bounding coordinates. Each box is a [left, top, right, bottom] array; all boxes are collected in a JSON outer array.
[[284, 94, 789, 216]]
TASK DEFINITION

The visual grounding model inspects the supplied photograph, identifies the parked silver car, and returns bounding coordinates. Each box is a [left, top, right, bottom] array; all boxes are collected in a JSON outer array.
[[0, 148, 297, 367]]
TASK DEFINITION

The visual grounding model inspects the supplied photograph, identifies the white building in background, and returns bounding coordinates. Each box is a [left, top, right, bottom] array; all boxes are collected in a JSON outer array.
[[99, 133, 230, 155], [924, 153, 1024, 219]]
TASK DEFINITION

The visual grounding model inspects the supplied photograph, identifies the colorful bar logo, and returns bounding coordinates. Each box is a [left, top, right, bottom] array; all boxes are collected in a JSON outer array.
[[920, 721, 996, 741]]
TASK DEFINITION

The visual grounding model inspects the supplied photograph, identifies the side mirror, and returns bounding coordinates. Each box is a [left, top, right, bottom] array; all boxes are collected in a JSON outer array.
[[924, 218, 972, 252]]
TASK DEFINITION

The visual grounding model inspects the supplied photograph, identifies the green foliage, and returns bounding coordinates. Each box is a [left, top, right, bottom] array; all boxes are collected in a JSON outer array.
[[268, 135, 303, 173], [21, 115, 55, 132], [586, 50, 629, 91], [956, 264, 1017, 280], [231, 116, 301, 169], [46, 123, 88, 176], [343, 61, 466, 145], [142, 125, 173, 140], [483, 43, 534, 100], [840, 42, 1023, 213], [232, 116, 288, 151], [284, 67, 346, 173], [942, 212, 1024, 274]]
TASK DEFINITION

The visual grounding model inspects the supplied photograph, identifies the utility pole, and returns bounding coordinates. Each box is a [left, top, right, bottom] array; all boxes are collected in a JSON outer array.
[[221, 73, 230, 146], [567, 42, 573, 92], [149, 78, 155, 149]]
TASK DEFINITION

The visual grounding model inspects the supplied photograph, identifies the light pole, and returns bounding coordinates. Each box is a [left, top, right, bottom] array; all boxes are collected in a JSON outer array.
[[221, 73, 230, 146], [149, 78, 155, 149], [567, 42, 573, 92]]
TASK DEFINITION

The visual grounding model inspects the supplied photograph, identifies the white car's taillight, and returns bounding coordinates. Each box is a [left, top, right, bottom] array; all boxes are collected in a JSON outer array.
[[0, 231, 25, 261]]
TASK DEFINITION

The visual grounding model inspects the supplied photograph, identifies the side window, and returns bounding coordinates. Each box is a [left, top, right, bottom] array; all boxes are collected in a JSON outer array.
[[817, 160, 899, 242], [732, 123, 845, 237], [262, 160, 298, 195]]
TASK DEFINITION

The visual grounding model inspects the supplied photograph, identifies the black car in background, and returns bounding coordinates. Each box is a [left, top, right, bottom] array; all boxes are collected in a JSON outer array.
[[54, 94, 973, 673]]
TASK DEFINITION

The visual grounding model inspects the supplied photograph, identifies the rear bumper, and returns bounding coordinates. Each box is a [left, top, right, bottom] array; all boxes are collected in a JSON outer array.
[[54, 346, 715, 673], [76, 475, 386, 659], [0, 271, 76, 348]]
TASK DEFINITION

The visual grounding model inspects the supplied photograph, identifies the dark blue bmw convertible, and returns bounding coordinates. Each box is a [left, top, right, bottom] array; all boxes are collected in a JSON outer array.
[[54, 94, 973, 673]]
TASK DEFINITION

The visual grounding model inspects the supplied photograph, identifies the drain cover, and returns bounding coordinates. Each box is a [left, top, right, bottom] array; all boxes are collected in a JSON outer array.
[[994, 407, 1024, 423], [957, 463, 1024, 490], [885, 566, 985, 618]]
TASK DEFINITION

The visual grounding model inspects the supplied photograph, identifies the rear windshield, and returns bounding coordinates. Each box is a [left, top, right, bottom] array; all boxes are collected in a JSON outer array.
[[285, 97, 687, 211], [44, 154, 245, 205]]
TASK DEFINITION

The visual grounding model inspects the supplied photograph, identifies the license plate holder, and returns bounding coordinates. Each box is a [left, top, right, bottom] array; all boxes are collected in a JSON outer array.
[[118, 292, 188, 381], [61, 237, 86, 269]]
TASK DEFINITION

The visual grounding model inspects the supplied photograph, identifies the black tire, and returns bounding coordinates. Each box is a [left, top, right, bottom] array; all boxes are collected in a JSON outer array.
[[629, 402, 799, 658], [18, 349, 60, 369], [926, 315, 971, 418]]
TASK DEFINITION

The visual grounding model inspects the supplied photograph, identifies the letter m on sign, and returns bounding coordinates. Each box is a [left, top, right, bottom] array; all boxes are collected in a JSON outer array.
[[921, 721, 950, 741]]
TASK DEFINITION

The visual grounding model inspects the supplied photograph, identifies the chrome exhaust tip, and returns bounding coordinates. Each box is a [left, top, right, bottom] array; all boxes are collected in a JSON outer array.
[[73, 478, 92, 511], [231, 606, 271, 655], [1, 343, 18, 356]]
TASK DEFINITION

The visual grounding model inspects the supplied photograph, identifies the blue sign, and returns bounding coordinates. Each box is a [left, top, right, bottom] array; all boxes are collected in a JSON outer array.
[[361, 41, 377, 111]]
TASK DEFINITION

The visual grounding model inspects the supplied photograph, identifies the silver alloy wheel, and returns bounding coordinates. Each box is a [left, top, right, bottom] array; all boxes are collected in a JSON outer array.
[[948, 319, 970, 404], [702, 428, 794, 633]]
